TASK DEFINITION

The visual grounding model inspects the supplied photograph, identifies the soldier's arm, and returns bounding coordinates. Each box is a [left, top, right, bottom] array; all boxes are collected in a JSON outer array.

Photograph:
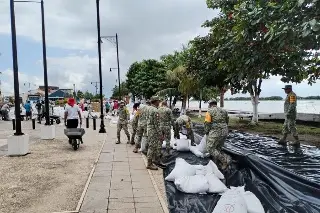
[[287, 94, 297, 115], [204, 112, 212, 135]]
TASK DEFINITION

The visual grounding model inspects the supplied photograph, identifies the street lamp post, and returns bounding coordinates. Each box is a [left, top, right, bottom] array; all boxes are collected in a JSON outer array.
[[101, 34, 121, 100], [110, 67, 120, 100], [9, 0, 23, 135], [90, 81, 100, 96], [95, 0, 106, 133], [15, 0, 50, 125]]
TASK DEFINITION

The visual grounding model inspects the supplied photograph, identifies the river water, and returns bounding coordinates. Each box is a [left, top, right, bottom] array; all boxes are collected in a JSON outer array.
[[175, 100, 320, 114]]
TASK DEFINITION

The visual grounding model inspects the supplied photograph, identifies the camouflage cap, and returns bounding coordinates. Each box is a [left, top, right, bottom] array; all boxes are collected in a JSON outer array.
[[282, 85, 292, 90], [208, 99, 217, 104], [150, 96, 161, 102]]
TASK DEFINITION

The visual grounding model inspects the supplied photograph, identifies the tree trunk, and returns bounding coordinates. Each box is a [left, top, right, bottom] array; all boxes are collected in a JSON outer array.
[[250, 94, 259, 124], [249, 78, 262, 125], [187, 96, 190, 109], [198, 90, 202, 118], [181, 96, 187, 115], [169, 95, 172, 109], [219, 87, 227, 108]]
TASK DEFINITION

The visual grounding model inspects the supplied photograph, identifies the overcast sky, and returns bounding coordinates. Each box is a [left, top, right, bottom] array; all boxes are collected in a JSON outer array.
[[0, 0, 319, 98]]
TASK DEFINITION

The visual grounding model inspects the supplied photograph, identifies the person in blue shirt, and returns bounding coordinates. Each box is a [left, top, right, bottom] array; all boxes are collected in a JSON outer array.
[[105, 101, 111, 114], [24, 100, 32, 120]]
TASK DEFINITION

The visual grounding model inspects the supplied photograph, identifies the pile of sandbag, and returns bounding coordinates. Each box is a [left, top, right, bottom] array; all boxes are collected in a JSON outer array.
[[165, 158, 265, 213]]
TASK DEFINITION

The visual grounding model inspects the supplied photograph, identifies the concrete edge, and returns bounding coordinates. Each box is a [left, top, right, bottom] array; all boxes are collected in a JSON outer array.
[[141, 154, 169, 213], [51, 132, 108, 213], [75, 133, 108, 212]]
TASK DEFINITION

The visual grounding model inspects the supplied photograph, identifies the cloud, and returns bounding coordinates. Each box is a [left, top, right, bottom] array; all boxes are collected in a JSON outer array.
[[0, 0, 318, 98]]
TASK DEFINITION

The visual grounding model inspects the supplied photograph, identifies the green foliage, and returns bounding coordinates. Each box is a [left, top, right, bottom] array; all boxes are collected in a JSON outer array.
[[111, 82, 129, 99], [126, 59, 167, 99], [84, 91, 94, 100], [193, 87, 220, 102], [77, 90, 84, 98]]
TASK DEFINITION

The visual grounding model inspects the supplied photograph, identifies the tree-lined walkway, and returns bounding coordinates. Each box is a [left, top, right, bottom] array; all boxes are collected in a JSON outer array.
[[80, 125, 165, 213]]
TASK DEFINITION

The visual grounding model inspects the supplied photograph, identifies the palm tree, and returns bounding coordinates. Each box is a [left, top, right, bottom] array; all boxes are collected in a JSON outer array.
[[157, 65, 198, 115]]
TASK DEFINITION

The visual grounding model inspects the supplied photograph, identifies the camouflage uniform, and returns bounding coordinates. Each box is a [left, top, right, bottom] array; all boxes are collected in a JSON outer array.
[[280, 88, 299, 145], [204, 105, 231, 170], [174, 115, 195, 145], [130, 110, 139, 145], [158, 106, 173, 149], [147, 102, 162, 169], [134, 105, 149, 150], [116, 104, 130, 144]]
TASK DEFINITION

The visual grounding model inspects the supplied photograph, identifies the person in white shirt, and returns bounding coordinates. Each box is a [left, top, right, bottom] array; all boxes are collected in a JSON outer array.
[[64, 98, 82, 129]]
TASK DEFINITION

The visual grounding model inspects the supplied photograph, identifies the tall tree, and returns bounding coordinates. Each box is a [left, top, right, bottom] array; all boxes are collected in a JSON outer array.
[[126, 59, 166, 99], [205, 0, 314, 124], [111, 81, 129, 99]]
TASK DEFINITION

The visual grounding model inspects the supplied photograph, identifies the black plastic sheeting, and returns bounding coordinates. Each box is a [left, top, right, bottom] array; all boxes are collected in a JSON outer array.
[[163, 128, 320, 213]]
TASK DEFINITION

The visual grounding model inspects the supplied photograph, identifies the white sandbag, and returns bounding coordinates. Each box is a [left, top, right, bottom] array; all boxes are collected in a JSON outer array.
[[175, 175, 209, 194], [197, 135, 207, 153], [242, 191, 265, 213], [165, 158, 197, 182], [179, 133, 187, 139], [129, 113, 134, 121], [206, 173, 228, 193], [212, 187, 248, 213], [206, 160, 225, 180], [139, 136, 147, 152], [190, 146, 204, 158], [176, 139, 190, 151]]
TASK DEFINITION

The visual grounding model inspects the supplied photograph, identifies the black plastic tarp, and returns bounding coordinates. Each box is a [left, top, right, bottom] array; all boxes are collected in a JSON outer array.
[[162, 129, 320, 213]]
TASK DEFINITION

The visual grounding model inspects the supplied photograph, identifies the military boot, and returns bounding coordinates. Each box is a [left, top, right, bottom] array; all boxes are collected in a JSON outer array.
[[133, 147, 138, 153], [130, 137, 135, 145], [116, 136, 121, 144], [278, 134, 287, 145], [146, 159, 158, 170], [290, 136, 300, 147]]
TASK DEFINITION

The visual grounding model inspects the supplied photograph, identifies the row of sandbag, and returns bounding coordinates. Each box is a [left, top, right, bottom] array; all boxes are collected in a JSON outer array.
[[165, 158, 265, 213]]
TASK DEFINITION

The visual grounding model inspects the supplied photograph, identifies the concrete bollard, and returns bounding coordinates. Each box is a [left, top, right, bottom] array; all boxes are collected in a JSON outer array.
[[12, 119, 16, 130], [32, 119, 35, 130], [93, 118, 96, 130], [86, 117, 89, 128]]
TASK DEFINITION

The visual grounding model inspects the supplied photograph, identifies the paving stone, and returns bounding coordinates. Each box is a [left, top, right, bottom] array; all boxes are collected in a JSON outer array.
[[133, 188, 157, 197], [112, 170, 131, 176], [132, 181, 153, 189], [109, 189, 133, 198], [108, 209, 135, 213], [81, 189, 109, 211], [111, 175, 131, 182], [136, 207, 164, 213], [95, 163, 113, 171], [135, 201, 162, 208], [81, 210, 107, 213], [131, 174, 150, 182], [110, 180, 132, 190], [99, 153, 113, 163], [112, 165, 130, 171], [130, 169, 149, 176], [93, 170, 112, 177], [88, 176, 111, 191], [134, 196, 160, 203], [108, 197, 134, 203], [113, 161, 129, 166], [108, 201, 135, 209]]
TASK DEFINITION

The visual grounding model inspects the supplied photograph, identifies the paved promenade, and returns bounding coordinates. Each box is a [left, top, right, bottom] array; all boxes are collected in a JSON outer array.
[[80, 125, 165, 213]]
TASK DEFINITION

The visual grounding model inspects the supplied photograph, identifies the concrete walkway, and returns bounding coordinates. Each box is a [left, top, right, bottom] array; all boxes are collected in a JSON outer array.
[[80, 125, 165, 213]]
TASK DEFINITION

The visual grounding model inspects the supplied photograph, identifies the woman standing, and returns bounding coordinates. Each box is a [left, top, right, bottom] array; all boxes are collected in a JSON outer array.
[[64, 98, 82, 129]]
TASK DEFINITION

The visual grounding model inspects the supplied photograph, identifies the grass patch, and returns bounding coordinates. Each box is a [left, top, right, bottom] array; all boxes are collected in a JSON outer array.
[[189, 114, 320, 136]]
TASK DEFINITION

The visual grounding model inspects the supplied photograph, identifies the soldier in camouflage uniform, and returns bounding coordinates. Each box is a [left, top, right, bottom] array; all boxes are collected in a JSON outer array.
[[279, 85, 299, 146], [204, 99, 231, 170], [146, 96, 162, 170], [158, 100, 173, 153], [130, 102, 141, 145], [116, 101, 130, 144], [133, 100, 151, 153], [174, 115, 195, 146]]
